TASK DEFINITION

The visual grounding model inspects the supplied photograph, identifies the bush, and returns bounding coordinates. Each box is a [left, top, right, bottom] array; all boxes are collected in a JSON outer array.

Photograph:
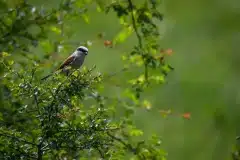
[[0, 0, 172, 159]]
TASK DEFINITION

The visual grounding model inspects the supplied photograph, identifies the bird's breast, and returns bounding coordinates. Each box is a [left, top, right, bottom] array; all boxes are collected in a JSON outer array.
[[71, 55, 85, 68]]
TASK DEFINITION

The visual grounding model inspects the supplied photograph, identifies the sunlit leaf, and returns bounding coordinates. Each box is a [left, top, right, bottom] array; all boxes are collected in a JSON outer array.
[[123, 89, 139, 104], [129, 55, 144, 66], [151, 75, 165, 84], [129, 128, 143, 136], [113, 26, 133, 45], [1, 52, 10, 57], [82, 14, 90, 24], [96, 5, 102, 12], [142, 99, 152, 110], [144, 11, 152, 19], [162, 64, 171, 73], [50, 26, 61, 34], [7, 60, 14, 66], [138, 74, 145, 83], [121, 55, 128, 61]]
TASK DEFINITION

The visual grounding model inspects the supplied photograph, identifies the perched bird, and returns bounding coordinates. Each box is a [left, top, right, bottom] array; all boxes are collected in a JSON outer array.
[[41, 46, 88, 80]]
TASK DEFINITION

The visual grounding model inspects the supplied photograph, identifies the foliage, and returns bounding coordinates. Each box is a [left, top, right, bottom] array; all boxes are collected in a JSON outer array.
[[0, 0, 171, 159]]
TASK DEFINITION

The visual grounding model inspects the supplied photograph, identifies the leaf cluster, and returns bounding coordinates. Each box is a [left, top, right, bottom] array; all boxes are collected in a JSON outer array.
[[107, 0, 173, 99]]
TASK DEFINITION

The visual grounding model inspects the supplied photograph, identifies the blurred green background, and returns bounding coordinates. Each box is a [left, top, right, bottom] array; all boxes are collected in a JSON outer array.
[[29, 0, 240, 159]]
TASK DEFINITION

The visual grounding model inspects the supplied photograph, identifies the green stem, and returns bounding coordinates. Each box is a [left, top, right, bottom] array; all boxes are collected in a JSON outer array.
[[127, 0, 143, 49], [127, 0, 148, 81]]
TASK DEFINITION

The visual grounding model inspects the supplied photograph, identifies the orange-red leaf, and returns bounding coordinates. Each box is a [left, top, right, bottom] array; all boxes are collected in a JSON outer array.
[[166, 48, 173, 55], [160, 48, 173, 56], [182, 112, 191, 119], [104, 40, 112, 47]]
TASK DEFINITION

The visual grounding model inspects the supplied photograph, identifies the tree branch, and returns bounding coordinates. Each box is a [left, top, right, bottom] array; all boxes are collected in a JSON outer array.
[[127, 0, 148, 81], [127, 0, 142, 49], [107, 132, 136, 154], [97, 147, 105, 159]]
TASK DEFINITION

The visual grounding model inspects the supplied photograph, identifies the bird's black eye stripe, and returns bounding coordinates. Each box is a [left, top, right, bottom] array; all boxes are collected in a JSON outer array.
[[77, 48, 87, 52]]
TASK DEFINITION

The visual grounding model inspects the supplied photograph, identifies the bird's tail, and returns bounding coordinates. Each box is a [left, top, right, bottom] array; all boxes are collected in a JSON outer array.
[[41, 73, 53, 81]]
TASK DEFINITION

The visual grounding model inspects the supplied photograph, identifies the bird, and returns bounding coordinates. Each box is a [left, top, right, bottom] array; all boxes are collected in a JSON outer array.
[[41, 46, 88, 80]]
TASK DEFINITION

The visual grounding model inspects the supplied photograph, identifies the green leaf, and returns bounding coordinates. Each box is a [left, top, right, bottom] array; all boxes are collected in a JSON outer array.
[[142, 99, 152, 110], [123, 89, 139, 104], [130, 129, 143, 136], [50, 26, 61, 34], [162, 64, 171, 73], [82, 14, 90, 24], [151, 75, 165, 84], [7, 60, 14, 66], [129, 126, 144, 136], [1, 52, 10, 57], [96, 5, 103, 12], [113, 26, 133, 45], [95, 0, 105, 11]]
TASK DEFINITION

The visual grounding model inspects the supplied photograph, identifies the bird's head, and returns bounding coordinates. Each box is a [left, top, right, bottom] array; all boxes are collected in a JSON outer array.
[[76, 46, 88, 55]]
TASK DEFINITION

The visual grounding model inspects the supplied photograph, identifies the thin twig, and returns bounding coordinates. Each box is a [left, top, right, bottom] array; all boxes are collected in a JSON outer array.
[[107, 132, 136, 154], [1, 61, 24, 79], [34, 94, 41, 115], [37, 143, 43, 160], [103, 67, 128, 80], [97, 147, 105, 159], [30, 68, 36, 83]]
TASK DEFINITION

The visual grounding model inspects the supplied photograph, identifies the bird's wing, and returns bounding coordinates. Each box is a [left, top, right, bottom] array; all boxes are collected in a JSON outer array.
[[57, 55, 75, 70]]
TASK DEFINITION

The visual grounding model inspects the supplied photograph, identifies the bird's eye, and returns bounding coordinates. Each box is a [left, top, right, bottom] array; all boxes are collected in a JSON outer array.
[[77, 48, 83, 52], [77, 48, 88, 53]]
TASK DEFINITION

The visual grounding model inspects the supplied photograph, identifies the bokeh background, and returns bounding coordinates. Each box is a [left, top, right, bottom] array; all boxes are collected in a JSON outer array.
[[27, 0, 240, 159]]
